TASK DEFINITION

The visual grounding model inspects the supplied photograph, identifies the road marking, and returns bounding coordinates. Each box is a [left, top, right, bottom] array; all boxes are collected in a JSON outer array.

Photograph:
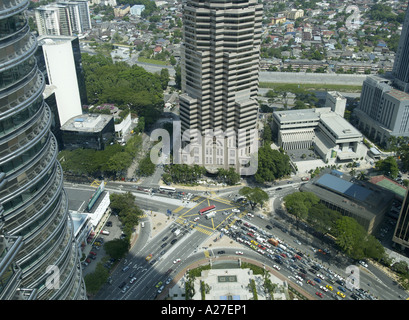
[[173, 206, 184, 213]]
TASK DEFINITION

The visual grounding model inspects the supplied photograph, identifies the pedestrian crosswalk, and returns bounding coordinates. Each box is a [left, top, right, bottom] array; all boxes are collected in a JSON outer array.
[[194, 225, 214, 235]]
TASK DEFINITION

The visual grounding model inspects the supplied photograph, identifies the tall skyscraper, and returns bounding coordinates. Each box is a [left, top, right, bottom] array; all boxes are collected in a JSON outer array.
[[353, 2, 409, 147], [0, 0, 86, 299], [393, 1, 409, 93], [179, 0, 262, 173], [35, 1, 91, 37], [393, 189, 409, 250]]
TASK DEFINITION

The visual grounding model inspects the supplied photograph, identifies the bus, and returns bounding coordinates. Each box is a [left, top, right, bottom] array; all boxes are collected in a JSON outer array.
[[159, 186, 176, 193], [199, 205, 216, 215]]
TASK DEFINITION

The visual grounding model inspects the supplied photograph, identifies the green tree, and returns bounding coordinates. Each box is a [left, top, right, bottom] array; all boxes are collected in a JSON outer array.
[[333, 216, 366, 260], [255, 144, 291, 184], [238, 187, 269, 210], [104, 238, 129, 260], [283, 192, 320, 221], [84, 262, 110, 295], [375, 156, 399, 178]]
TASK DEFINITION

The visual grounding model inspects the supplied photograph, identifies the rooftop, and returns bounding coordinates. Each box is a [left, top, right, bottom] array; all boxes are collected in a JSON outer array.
[[60, 114, 113, 133]]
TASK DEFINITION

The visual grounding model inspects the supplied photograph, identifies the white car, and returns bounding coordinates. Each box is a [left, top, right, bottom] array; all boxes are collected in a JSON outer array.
[[173, 258, 181, 264], [320, 285, 328, 292], [273, 264, 281, 271], [247, 212, 255, 218], [194, 217, 200, 222], [317, 274, 325, 280], [232, 208, 240, 213], [359, 260, 368, 268], [235, 251, 244, 255]]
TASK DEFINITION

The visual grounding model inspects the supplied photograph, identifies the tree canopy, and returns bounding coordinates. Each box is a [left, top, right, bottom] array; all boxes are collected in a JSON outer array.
[[238, 186, 269, 210], [283, 191, 385, 261], [255, 144, 292, 184], [81, 53, 164, 126]]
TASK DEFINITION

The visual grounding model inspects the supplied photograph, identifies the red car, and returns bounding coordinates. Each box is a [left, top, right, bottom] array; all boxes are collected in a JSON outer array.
[[280, 253, 287, 258], [307, 280, 316, 286], [89, 251, 97, 256], [294, 255, 301, 260], [316, 292, 323, 298]]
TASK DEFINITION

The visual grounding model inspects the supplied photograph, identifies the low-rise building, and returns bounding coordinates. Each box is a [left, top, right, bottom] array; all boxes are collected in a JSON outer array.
[[272, 108, 366, 163], [300, 170, 395, 234], [60, 114, 115, 150]]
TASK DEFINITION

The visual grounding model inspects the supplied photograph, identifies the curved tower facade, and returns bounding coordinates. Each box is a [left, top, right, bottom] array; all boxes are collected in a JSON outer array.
[[0, 0, 86, 299]]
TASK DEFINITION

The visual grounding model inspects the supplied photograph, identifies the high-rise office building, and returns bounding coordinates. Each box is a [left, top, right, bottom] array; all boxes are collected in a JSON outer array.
[[392, 1, 409, 93], [353, 2, 409, 147], [36, 35, 86, 127], [0, 0, 86, 299], [35, 1, 91, 37], [393, 189, 409, 250], [179, 0, 262, 172], [354, 75, 409, 146], [35, 4, 72, 36]]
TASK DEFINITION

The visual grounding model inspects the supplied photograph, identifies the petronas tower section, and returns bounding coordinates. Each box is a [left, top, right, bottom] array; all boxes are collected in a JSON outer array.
[[0, 0, 86, 299]]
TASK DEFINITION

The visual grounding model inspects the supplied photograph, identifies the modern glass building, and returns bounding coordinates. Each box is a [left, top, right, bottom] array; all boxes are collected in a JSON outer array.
[[0, 0, 86, 299]]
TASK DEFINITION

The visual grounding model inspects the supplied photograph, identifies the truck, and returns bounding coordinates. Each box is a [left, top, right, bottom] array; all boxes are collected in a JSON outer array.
[[174, 229, 181, 236], [268, 238, 279, 246], [205, 211, 216, 219]]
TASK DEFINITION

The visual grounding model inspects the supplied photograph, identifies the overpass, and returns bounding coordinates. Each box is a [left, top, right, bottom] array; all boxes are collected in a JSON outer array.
[[259, 71, 367, 86]]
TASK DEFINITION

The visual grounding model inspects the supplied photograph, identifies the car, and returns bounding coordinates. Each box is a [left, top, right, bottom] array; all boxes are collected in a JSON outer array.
[[150, 259, 157, 265], [106, 221, 112, 227], [247, 213, 254, 218], [89, 251, 97, 256], [129, 277, 137, 284], [326, 285, 333, 291], [122, 265, 129, 272], [307, 280, 315, 286], [359, 260, 369, 268], [118, 281, 126, 289], [218, 250, 225, 254], [338, 286, 346, 293], [235, 251, 244, 255], [171, 239, 177, 245], [194, 217, 200, 222], [337, 291, 346, 298], [273, 265, 281, 271], [166, 277, 172, 285], [266, 225, 272, 230], [314, 278, 322, 283], [157, 285, 165, 294], [320, 285, 328, 292], [155, 281, 163, 288], [232, 208, 240, 213], [316, 274, 325, 280], [173, 258, 181, 264], [121, 285, 129, 293], [162, 236, 168, 241], [146, 254, 153, 261], [316, 292, 323, 298], [161, 242, 167, 248]]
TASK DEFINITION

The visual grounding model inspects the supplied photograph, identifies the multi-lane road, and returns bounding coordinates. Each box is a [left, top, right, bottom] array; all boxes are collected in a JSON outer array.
[[71, 179, 408, 301]]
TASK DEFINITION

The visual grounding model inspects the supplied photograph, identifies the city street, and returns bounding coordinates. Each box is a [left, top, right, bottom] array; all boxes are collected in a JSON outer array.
[[72, 179, 409, 301]]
